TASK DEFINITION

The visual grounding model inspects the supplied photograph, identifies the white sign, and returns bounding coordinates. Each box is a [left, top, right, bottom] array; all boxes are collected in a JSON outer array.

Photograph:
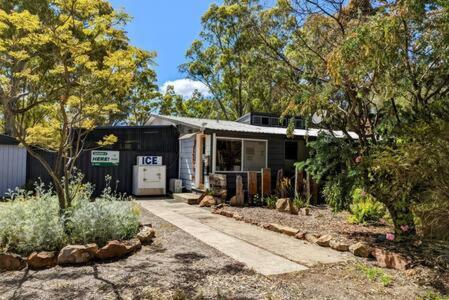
[[91, 151, 119, 167], [137, 156, 162, 166]]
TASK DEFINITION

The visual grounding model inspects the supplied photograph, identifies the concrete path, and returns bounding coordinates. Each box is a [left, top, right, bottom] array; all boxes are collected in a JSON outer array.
[[138, 199, 352, 276]]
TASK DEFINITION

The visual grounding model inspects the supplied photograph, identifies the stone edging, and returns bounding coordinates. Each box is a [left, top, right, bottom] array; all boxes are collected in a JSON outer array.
[[212, 207, 411, 271], [0, 226, 155, 271]]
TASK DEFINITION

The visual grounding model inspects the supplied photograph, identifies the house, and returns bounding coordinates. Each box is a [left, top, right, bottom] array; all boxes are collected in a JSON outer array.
[[147, 112, 358, 198], [0, 134, 26, 197]]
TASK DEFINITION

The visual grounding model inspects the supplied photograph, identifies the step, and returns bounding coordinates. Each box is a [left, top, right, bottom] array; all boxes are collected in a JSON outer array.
[[173, 193, 201, 205]]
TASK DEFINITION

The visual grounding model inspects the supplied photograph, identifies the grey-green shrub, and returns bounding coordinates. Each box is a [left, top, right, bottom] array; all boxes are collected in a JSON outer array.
[[68, 197, 140, 246], [0, 188, 66, 254]]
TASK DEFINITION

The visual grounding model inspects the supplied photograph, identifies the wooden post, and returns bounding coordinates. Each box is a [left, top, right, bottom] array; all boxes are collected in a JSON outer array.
[[261, 168, 271, 197], [294, 168, 304, 198], [247, 171, 258, 204], [236, 175, 244, 206], [312, 180, 319, 205], [195, 133, 204, 189], [275, 169, 283, 196]]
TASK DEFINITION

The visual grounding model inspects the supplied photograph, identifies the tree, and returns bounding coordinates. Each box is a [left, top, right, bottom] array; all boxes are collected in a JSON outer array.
[[0, 0, 157, 212], [181, 0, 296, 120], [158, 85, 216, 118]]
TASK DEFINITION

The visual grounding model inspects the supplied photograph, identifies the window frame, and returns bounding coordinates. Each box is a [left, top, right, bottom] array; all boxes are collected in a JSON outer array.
[[212, 136, 268, 173]]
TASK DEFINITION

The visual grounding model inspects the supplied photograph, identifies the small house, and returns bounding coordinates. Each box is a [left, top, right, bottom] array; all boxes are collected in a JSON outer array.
[[147, 113, 357, 198]]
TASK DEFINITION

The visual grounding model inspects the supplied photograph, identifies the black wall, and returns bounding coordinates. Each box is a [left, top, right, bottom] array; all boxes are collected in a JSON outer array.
[[26, 126, 179, 196]]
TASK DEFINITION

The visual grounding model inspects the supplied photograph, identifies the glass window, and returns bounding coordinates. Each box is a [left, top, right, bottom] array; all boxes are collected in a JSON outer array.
[[243, 140, 267, 171], [285, 141, 298, 160], [261, 117, 270, 126], [216, 139, 242, 171]]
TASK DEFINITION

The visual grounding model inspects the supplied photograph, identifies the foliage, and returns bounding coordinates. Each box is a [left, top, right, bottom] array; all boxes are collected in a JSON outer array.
[[158, 86, 215, 118], [0, 178, 140, 255], [0, 184, 66, 254], [356, 263, 393, 287], [293, 195, 308, 209], [348, 188, 386, 225], [297, 133, 359, 211], [0, 0, 158, 211], [264, 194, 278, 209]]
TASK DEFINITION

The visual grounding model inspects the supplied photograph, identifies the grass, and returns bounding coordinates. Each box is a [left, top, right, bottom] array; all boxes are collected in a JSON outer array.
[[356, 263, 394, 287]]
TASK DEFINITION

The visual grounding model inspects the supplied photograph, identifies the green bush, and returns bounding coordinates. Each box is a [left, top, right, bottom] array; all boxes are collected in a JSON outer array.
[[348, 188, 386, 225], [264, 195, 278, 209], [322, 177, 354, 212], [0, 178, 141, 255]]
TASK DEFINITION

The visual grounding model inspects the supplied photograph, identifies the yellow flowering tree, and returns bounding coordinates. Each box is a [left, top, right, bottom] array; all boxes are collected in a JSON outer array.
[[0, 0, 157, 211]]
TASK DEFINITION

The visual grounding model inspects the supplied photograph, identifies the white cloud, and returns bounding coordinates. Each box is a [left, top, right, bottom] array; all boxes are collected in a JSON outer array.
[[160, 79, 211, 98]]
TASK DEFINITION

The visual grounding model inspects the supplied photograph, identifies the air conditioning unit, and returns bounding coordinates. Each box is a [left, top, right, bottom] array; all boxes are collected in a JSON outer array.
[[133, 165, 166, 196], [169, 179, 183, 193]]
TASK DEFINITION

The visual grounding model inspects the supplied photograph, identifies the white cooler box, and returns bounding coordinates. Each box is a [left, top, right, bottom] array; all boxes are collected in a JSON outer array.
[[132, 165, 166, 196]]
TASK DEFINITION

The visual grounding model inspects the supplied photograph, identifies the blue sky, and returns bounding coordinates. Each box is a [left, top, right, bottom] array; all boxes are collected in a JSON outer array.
[[109, 0, 217, 97]]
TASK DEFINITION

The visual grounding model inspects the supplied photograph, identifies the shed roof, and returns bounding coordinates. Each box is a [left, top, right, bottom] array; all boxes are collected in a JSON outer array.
[[0, 134, 19, 145], [147, 115, 358, 139]]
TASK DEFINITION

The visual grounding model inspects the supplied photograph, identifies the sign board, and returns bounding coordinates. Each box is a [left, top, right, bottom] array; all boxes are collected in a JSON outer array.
[[91, 151, 119, 167], [137, 156, 162, 166]]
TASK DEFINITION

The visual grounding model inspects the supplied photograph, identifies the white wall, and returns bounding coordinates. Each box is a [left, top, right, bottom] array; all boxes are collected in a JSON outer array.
[[179, 135, 195, 191], [0, 145, 27, 197]]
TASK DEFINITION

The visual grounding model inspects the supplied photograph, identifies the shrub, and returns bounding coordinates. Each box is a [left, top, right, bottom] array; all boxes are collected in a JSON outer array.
[[264, 195, 278, 209], [0, 185, 66, 254], [68, 198, 140, 246], [348, 188, 386, 225], [0, 177, 141, 254], [322, 177, 354, 212]]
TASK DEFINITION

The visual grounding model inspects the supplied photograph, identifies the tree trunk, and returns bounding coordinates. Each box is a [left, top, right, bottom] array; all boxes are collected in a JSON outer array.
[[385, 203, 416, 237], [3, 113, 15, 136]]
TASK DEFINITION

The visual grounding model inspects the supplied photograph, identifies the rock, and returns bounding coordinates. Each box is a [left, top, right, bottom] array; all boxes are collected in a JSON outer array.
[[233, 213, 244, 221], [216, 203, 229, 209], [261, 223, 271, 229], [301, 207, 310, 216], [275, 198, 299, 215], [372, 248, 410, 270], [86, 243, 99, 256], [295, 231, 307, 240], [139, 222, 152, 228], [27, 251, 57, 270], [221, 210, 234, 218], [349, 242, 371, 258], [0, 253, 26, 271], [199, 195, 216, 207], [95, 239, 141, 260], [229, 196, 238, 207], [267, 223, 299, 236], [329, 240, 350, 252], [316, 235, 333, 247], [305, 233, 321, 244], [137, 226, 156, 244], [58, 245, 93, 265]]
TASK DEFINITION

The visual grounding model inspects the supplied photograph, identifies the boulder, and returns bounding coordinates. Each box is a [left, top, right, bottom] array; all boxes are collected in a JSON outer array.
[[95, 239, 141, 260], [301, 207, 311, 216], [329, 240, 350, 252], [349, 242, 371, 258], [266, 223, 299, 236], [275, 198, 298, 215], [137, 226, 156, 244], [0, 253, 26, 271], [58, 245, 93, 265], [86, 243, 99, 256], [295, 231, 307, 240], [372, 248, 410, 270], [233, 213, 244, 221], [199, 195, 216, 207], [316, 235, 333, 247], [305, 233, 321, 244], [27, 251, 57, 270]]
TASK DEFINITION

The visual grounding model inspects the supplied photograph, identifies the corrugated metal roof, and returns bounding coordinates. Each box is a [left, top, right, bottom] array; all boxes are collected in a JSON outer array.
[[148, 115, 359, 139]]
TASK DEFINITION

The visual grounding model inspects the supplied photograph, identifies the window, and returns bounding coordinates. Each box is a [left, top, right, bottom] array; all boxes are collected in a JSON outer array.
[[285, 141, 298, 160], [215, 138, 267, 172], [261, 116, 270, 126], [243, 140, 267, 171], [216, 139, 242, 171]]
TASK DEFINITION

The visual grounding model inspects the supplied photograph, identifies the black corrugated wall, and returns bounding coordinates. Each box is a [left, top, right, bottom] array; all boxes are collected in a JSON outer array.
[[26, 126, 179, 197]]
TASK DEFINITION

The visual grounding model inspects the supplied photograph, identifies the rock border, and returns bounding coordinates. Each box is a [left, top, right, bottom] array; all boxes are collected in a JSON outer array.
[[212, 206, 411, 270], [0, 226, 156, 271]]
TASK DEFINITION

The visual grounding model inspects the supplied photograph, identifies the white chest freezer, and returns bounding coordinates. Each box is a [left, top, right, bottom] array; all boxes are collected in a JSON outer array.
[[132, 165, 166, 196]]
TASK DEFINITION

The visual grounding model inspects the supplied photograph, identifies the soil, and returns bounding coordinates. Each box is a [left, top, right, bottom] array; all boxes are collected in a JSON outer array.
[[0, 208, 444, 299], [221, 205, 391, 244]]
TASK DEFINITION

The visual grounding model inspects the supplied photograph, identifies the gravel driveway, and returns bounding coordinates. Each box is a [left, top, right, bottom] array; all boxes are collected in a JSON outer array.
[[0, 207, 432, 299]]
